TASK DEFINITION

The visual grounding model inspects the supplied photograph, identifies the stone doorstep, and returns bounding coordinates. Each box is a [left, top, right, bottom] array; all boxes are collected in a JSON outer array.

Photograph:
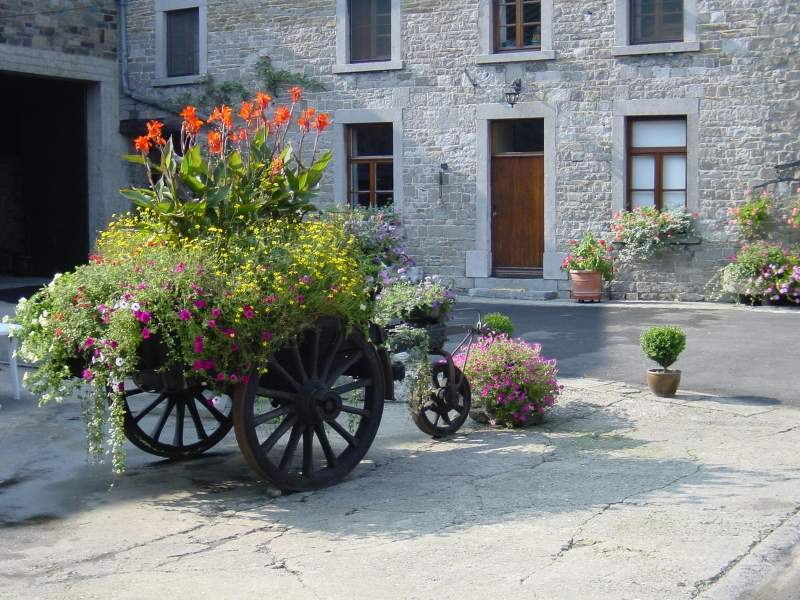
[[468, 288, 558, 300]]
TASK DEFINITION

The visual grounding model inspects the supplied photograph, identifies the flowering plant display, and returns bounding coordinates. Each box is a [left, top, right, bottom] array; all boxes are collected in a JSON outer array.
[[332, 206, 413, 282], [560, 232, 615, 281], [709, 241, 800, 303], [782, 196, 800, 230], [610, 206, 697, 261], [374, 275, 456, 324], [454, 335, 561, 428], [7, 90, 379, 471], [122, 87, 332, 239], [728, 190, 772, 238]]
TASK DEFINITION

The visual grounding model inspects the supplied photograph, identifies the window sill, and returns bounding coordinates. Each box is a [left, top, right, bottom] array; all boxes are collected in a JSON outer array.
[[475, 50, 555, 65], [613, 235, 702, 248], [612, 41, 701, 56], [332, 61, 404, 74], [152, 75, 202, 87]]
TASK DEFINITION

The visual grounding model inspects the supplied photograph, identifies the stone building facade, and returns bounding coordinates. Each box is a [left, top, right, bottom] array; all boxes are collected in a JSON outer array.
[[0, 0, 127, 275], [122, 1, 799, 299]]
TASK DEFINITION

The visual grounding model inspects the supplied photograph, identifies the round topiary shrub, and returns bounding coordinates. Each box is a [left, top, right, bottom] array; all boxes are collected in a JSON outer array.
[[481, 312, 515, 337], [640, 325, 686, 371]]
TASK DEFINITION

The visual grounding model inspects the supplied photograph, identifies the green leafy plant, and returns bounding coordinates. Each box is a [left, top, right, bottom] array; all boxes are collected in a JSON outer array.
[[708, 241, 800, 303], [611, 206, 697, 261], [455, 335, 561, 427], [560, 232, 615, 280], [640, 326, 686, 371], [481, 312, 515, 337], [122, 88, 332, 241], [782, 196, 800, 230], [255, 56, 324, 94], [374, 276, 456, 324], [728, 190, 772, 238]]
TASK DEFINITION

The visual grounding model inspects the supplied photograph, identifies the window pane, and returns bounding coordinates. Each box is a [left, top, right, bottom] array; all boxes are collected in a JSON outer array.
[[167, 8, 199, 77], [352, 193, 371, 208], [662, 191, 686, 209], [376, 193, 393, 208], [522, 2, 541, 23], [631, 120, 686, 147], [350, 124, 393, 156], [351, 163, 371, 191], [631, 155, 655, 188], [350, 0, 391, 62], [661, 13, 683, 40], [492, 119, 544, 154], [375, 162, 393, 190], [523, 25, 542, 47], [631, 191, 655, 207], [662, 155, 686, 189]]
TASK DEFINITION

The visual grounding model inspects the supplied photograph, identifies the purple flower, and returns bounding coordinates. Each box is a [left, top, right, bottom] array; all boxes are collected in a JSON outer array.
[[216, 373, 226, 381], [208, 319, 217, 328], [212, 308, 222, 317], [243, 305, 254, 319], [179, 310, 192, 321], [194, 336, 204, 354], [82, 368, 94, 381], [142, 327, 151, 339], [193, 300, 208, 309], [262, 331, 272, 341], [85, 338, 95, 348], [174, 263, 185, 273]]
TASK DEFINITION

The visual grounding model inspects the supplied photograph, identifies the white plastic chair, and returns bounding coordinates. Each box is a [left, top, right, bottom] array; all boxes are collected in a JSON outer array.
[[0, 323, 20, 400]]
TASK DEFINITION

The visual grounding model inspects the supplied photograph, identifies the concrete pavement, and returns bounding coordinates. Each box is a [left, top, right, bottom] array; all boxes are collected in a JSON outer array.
[[2, 297, 800, 598]]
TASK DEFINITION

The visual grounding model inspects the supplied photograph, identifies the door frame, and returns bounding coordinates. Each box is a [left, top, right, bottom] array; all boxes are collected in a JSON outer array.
[[468, 102, 564, 280]]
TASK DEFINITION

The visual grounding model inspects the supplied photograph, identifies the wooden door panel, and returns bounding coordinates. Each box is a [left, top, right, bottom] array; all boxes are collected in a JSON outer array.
[[491, 155, 544, 277]]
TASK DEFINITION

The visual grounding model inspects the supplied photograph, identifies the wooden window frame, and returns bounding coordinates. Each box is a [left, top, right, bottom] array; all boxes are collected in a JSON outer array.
[[630, 0, 684, 45], [166, 8, 199, 77], [346, 124, 394, 208], [493, 0, 542, 52], [349, 0, 392, 63], [626, 117, 687, 210]]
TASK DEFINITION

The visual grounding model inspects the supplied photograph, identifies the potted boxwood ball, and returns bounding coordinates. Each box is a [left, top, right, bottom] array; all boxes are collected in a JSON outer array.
[[640, 325, 686, 397]]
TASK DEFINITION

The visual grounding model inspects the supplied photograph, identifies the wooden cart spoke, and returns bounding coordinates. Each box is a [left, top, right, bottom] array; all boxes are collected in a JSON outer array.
[[328, 419, 359, 447], [260, 414, 298, 454], [340, 404, 371, 418], [314, 423, 339, 469], [325, 350, 365, 386], [172, 400, 186, 446], [278, 422, 306, 470], [149, 397, 175, 441], [193, 390, 228, 423], [255, 387, 296, 402], [302, 427, 315, 478], [290, 343, 310, 384], [266, 355, 302, 392], [334, 378, 371, 395], [132, 394, 168, 424], [253, 403, 295, 426], [318, 328, 344, 380], [186, 396, 209, 440]]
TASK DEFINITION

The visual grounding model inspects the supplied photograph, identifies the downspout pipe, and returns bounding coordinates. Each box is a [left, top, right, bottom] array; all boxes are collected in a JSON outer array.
[[117, 0, 187, 116]]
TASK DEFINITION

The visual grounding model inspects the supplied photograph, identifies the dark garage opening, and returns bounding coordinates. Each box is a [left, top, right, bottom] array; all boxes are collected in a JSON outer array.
[[0, 73, 89, 277]]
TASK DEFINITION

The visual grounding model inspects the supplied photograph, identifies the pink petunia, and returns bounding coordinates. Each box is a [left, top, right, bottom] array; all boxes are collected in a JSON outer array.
[[212, 308, 222, 317], [142, 327, 151, 339], [193, 300, 208, 309], [262, 331, 272, 341], [179, 309, 192, 321], [208, 320, 217, 328]]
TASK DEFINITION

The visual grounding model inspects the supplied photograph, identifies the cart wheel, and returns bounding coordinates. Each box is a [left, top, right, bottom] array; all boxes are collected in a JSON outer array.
[[412, 363, 471, 438], [111, 380, 233, 459], [233, 317, 385, 492]]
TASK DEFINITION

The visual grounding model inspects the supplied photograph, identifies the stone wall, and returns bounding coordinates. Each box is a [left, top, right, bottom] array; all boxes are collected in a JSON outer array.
[[122, 0, 800, 300], [0, 0, 117, 59]]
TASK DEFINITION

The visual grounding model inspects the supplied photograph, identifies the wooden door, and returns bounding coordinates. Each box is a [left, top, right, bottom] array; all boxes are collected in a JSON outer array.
[[491, 154, 544, 277]]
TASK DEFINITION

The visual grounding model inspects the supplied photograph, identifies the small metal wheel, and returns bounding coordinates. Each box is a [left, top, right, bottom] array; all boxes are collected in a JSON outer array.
[[412, 363, 471, 437], [111, 377, 233, 459], [233, 317, 385, 492]]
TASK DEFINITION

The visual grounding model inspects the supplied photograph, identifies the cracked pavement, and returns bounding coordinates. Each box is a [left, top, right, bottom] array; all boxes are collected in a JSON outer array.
[[3, 370, 800, 599]]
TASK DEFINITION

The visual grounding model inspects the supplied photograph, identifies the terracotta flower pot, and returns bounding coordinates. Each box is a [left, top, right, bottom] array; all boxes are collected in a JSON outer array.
[[570, 270, 604, 302], [646, 369, 681, 397]]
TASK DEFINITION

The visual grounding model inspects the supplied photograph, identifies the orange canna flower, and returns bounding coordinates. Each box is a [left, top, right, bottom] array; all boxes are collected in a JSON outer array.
[[180, 106, 203, 135], [207, 131, 224, 154], [239, 101, 254, 123], [255, 92, 272, 111], [145, 120, 167, 146], [270, 157, 284, 176], [273, 105, 291, 127], [298, 108, 316, 133], [288, 87, 303, 103], [311, 113, 331, 132], [134, 136, 152, 153], [208, 105, 233, 128]]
